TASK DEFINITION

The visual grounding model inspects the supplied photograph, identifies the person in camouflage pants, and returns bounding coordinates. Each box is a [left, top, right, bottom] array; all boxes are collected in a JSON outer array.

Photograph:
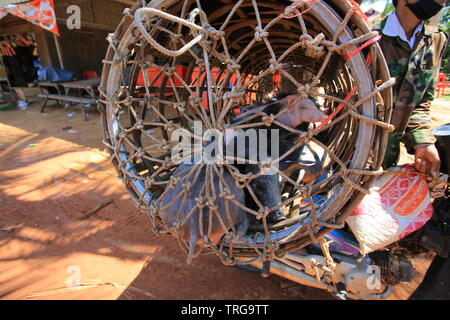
[[376, 0, 447, 178]]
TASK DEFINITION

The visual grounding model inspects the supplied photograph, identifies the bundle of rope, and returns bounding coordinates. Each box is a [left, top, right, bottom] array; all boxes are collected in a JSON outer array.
[[98, 0, 394, 265]]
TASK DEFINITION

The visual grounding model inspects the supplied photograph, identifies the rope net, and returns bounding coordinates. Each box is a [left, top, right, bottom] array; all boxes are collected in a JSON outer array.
[[99, 0, 394, 265]]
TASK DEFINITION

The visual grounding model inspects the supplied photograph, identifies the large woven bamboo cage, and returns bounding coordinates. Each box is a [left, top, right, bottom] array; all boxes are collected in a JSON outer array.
[[99, 0, 394, 265]]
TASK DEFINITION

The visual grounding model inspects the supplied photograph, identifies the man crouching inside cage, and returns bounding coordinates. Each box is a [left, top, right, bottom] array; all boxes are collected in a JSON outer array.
[[375, 0, 448, 178]]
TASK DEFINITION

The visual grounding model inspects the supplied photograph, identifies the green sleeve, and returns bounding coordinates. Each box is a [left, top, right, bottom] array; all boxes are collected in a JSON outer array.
[[403, 31, 448, 152], [402, 75, 437, 153]]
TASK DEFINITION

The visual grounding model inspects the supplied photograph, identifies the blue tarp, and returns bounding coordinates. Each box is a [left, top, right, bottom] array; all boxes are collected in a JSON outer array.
[[37, 67, 74, 82]]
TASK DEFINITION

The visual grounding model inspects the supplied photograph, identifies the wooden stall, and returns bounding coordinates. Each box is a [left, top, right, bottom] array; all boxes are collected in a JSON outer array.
[[0, 0, 133, 104]]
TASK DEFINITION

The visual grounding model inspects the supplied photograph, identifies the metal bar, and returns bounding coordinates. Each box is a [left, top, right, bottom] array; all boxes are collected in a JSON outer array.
[[53, 33, 65, 70], [249, 258, 333, 291]]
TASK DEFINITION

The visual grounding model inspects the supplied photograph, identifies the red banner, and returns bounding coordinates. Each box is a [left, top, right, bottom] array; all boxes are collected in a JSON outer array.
[[6, 0, 60, 36]]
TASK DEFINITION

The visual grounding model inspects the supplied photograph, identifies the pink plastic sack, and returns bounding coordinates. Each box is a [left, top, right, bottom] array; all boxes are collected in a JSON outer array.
[[347, 164, 433, 255]]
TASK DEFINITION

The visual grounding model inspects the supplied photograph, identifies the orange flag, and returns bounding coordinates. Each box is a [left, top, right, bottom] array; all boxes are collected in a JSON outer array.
[[6, 0, 60, 36]]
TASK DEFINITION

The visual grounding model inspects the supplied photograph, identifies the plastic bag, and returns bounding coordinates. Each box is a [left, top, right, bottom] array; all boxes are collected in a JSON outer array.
[[347, 164, 434, 255], [17, 100, 28, 110]]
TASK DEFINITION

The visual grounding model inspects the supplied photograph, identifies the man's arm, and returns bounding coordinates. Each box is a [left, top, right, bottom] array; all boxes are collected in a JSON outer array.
[[405, 80, 442, 178], [404, 30, 448, 177], [402, 77, 437, 151], [404, 31, 448, 177], [404, 30, 448, 150]]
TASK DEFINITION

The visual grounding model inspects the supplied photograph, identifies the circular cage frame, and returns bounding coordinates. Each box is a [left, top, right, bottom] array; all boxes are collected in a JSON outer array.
[[98, 0, 394, 265]]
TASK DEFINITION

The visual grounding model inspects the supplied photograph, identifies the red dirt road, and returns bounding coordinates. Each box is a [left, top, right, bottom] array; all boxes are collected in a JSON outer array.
[[0, 99, 448, 300]]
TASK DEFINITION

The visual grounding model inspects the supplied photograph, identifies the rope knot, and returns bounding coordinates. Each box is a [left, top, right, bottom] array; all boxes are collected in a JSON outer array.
[[225, 231, 238, 241], [298, 33, 312, 43], [297, 132, 311, 145], [283, 5, 304, 19], [174, 102, 186, 112], [189, 95, 202, 106], [203, 24, 225, 41], [206, 200, 218, 211], [268, 59, 282, 73], [164, 66, 176, 77], [235, 180, 246, 189], [195, 59, 205, 69], [257, 208, 270, 220], [299, 33, 326, 58], [148, 204, 159, 217], [124, 97, 134, 109], [219, 188, 235, 201], [260, 161, 273, 170], [195, 196, 205, 208], [146, 177, 155, 186], [254, 26, 269, 42], [137, 59, 150, 70], [161, 139, 171, 151], [261, 114, 276, 127], [162, 158, 173, 170], [118, 132, 127, 139], [297, 84, 312, 99], [173, 220, 183, 232], [169, 175, 180, 188], [299, 185, 311, 196], [341, 166, 350, 177], [164, 120, 176, 132], [226, 60, 241, 72], [223, 88, 245, 104], [135, 119, 144, 130], [136, 147, 145, 157], [237, 173, 251, 184]]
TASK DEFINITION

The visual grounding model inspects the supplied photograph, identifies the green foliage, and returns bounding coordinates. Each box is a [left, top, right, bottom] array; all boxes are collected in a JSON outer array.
[[382, 3, 394, 17], [362, 0, 393, 17], [440, 6, 450, 33]]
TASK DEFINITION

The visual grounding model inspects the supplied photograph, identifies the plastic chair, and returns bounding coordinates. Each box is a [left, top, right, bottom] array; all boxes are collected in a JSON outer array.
[[82, 70, 99, 80], [436, 73, 450, 97]]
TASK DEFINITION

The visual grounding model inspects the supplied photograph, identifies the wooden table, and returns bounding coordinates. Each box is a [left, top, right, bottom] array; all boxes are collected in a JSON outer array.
[[38, 81, 66, 110], [61, 79, 100, 120], [61, 79, 100, 96], [38, 79, 100, 120]]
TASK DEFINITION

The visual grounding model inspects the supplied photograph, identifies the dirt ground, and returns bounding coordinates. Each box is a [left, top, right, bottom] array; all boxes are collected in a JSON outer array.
[[0, 98, 448, 300]]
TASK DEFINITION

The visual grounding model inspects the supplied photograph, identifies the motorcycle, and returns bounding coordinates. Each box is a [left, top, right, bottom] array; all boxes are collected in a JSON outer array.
[[99, 0, 448, 301], [240, 123, 450, 300]]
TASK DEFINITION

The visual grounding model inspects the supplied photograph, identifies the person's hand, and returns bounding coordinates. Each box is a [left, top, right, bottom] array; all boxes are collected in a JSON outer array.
[[414, 144, 441, 180]]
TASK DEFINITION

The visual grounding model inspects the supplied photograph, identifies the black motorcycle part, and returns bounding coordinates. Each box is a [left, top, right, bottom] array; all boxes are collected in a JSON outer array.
[[412, 124, 450, 257], [433, 123, 450, 175], [418, 195, 450, 258], [369, 251, 414, 286]]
